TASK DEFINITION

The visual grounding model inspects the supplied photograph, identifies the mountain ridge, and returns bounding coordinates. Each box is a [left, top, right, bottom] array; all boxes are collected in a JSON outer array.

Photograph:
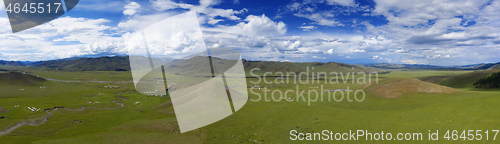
[[1, 56, 499, 72]]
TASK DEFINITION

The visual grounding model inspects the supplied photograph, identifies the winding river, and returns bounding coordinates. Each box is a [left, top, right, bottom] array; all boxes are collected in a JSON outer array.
[[0, 93, 127, 136]]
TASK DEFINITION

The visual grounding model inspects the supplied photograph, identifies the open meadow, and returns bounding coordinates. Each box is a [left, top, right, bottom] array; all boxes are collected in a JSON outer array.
[[0, 67, 499, 143]]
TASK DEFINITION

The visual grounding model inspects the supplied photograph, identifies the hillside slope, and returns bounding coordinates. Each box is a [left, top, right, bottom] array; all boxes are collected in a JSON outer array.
[[0, 60, 24, 67], [243, 60, 384, 75], [26, 56, 385, 75], [365, 78, 461, 98], [0, 72, 46, 86], [32, 56, 132, 71], [420, 68, 500, 89], [475, 62, 500, 70]]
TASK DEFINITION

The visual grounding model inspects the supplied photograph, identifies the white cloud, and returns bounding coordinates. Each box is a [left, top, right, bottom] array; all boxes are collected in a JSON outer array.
[[402, 59, 419, 64], [150, 0, 247, 23], [325, 0, 355, 6], [0, 0, 498, 66], [350, 49, 366, 53], [74, 41, 126, 56], [38, 17, 114, 43], [0, 0, 4, 11], [118, 12, 180, 31], [238, 14, 287, 36], [426, 54, 451, 59], [270, 40, 301, 51], [373, 0, 488, 26], [200, 0, 221, 6], [150, 0, 192, 11], [207, 18, 223, 25], [299, 25, 317, 31], [294, 13, 343, 27], [394, 49, 408, 53], [0, 16, 122, 61], [312, 56, 326, 59], [325, 49, 334, 54], [353, 0, 500, 65], [124, 2, 141, 16], [0, 18, 11, 33], [280, 0, 370, 27]]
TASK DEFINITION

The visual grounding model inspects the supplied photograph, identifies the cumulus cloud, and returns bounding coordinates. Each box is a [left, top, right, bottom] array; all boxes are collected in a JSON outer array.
[[373, 0, 488, 26], [325, 49, 334, 54], [357, 0, 500, 65], [39, 17, 114, 43], [1, 0, 498, 66], [238, 14, 287, 36], [124, 2, 141, 16], [0, 16, 122, 61]]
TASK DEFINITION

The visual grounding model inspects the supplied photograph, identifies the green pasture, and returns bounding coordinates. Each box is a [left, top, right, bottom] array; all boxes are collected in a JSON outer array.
[[0, 68, 499, 143]]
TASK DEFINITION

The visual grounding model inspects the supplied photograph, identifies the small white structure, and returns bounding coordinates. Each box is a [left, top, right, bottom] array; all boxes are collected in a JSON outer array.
[[27, 107, 40, 112], [88, 102, 92, 104], [20, 89, 25, 91], [135, 101, 141, 105], [95, 101, 99, 104]]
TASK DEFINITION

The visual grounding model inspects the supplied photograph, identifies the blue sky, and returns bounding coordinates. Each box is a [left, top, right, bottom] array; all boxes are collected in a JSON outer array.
[[0, 0, 499, 66]]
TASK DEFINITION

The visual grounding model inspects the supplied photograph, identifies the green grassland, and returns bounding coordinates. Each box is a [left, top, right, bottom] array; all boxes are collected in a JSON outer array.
[[0, 67, 499, 143], [419, 68, 500, 90]]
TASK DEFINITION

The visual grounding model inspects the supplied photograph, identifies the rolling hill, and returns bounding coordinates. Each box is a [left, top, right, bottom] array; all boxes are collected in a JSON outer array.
[[0, 60, 24, 67], [420, 68, 500, 89], [474, 62, 500, 70], [360, 62, 500, 70], [0, 72, 46, 86], [3, 56, 385, 75], [242, 60, 384, 75], [365, 78, 461, 98], [32, 56, 132, 71]]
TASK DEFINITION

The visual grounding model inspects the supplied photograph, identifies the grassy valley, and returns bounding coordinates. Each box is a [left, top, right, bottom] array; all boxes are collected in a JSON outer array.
[[0, 58, 499, 143]]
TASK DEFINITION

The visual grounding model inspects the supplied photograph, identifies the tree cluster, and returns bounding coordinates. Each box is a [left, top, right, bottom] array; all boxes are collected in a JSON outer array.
[[473, 72, 500, 88]]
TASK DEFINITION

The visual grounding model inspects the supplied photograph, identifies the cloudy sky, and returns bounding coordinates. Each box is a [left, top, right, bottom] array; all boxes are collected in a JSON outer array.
[[0, 0, 499, 66]]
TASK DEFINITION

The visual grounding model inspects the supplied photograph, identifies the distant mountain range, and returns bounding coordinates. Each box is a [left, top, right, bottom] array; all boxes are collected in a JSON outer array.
[[358, 62, 500, 70], [30, 56, 132, 71], [0, 56, 499, 72], [0, 60, 24, 67]]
